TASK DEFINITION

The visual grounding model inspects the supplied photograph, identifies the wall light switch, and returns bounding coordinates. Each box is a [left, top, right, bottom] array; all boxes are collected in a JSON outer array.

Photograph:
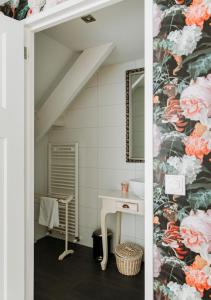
[[165, 174, 186, 196]]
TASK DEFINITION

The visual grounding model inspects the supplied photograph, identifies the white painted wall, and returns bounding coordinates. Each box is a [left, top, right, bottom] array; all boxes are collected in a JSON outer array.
[[34, 33, 77, 240], [34, 32, 77, 109], [48, 59, 145, 248]]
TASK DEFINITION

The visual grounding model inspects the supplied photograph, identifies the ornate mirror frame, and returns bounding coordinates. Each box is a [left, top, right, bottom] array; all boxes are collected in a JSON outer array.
[[126, 67, 145, 163]]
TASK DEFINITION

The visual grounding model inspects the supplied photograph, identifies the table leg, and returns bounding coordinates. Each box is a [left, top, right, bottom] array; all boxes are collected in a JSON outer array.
[[115, 211, 122, 247], [101, 210, 108, 271]]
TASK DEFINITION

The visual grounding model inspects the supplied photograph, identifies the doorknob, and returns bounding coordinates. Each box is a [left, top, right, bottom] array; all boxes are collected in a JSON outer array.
[[122, 204, 129, 209]]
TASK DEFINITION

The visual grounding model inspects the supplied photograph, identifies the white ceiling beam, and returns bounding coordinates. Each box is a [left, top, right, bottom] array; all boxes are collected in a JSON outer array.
[[24, 0, 124, 33], [36, 42, 114, 141]]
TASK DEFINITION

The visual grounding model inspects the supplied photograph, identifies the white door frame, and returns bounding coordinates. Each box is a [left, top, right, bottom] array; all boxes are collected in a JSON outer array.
[[23, 0, 153, 299]]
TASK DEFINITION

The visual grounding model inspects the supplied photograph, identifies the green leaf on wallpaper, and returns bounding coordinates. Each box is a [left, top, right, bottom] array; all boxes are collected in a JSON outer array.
[[162, 4, 186, 18], [16, 4, 29, 20], [153, 56, 171, 89], [161, 256, 186, 269], [160, 133, 185, 157], [187, 53, 211, 79], [156, 160, 175, 174], [176, 81, 188, 96], [154, 186, 170, 213], [153, 38, 172, 51], [177, 207, 188, 222], [154, 281, 170, 298], [154, 227, 165, 244], [153, 106, 165, 124], [183, 47, 211, 65], [187, 189, 211, 210]]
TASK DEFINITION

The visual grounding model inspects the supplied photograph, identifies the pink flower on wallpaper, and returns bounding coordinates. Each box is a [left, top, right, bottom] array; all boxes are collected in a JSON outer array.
[[185, 267, 210, 296], [185, 0, 210, 28], [181, 227, 206, 252], [181, 98, 207, 118], [184, 123, 211, 160], [184, 255, 211, 296], [181, 210, 211, 264], [180, 75, 211, 127], [184, 135, 210, 160]]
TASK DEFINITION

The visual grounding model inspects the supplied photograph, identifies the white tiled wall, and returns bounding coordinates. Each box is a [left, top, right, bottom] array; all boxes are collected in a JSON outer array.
[[48, 59, 145, 249]]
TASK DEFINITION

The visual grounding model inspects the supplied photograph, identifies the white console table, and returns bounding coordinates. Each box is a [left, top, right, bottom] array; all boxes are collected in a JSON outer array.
[[99, 190, 144, 271]]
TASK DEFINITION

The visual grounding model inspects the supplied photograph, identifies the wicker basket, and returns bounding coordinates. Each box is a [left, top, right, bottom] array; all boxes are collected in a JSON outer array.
[[115, 242, 144, 276]]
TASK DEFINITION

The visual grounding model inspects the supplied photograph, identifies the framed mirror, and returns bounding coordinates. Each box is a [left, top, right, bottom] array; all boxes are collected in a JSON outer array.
[[126, 68, 144, 162]]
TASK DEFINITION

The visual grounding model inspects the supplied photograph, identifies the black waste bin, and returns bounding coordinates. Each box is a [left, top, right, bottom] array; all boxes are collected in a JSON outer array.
[[92, 229, 112, 262]]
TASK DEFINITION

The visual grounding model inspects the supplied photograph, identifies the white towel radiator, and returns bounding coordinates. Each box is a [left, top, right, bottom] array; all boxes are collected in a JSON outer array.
[[48, 143, 79, 245]]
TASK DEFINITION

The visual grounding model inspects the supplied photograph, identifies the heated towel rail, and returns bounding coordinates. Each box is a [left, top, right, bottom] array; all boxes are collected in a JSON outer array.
[[48, 143, 79, 245]]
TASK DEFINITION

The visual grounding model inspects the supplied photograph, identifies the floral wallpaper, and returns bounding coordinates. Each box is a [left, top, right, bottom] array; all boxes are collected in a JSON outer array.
[[0, 0, 67, 20], [153, 1, 211, 299]]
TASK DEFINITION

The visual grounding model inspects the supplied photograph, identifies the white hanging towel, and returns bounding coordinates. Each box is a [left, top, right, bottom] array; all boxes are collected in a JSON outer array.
[[39, 197, 59, 229]]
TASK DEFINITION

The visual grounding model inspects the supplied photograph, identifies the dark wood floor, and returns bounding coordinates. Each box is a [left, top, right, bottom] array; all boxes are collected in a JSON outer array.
[[34, 237, 145, 300]]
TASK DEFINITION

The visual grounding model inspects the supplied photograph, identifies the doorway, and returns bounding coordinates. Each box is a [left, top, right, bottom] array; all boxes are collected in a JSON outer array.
[[24, 0, 153, 299]]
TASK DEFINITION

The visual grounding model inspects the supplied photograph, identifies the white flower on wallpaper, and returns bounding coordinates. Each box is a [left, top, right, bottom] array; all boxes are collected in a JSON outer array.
[[181, 210, 211, 264], [205, 0, 211, 13], [44, 0, 67, 10], [180, 74, 211, 127], [153, 124, 161, 157], [167, 282, 202, 300], [202, 130, 211, 148], [27, 0, 67, 16], [153, 3, 162, 37], [204, 265, 211, 286], [167, 155, 202, 184], [153, 245, 162, 278], [28, 0, 45, 14], [167, 25, 202, 56]]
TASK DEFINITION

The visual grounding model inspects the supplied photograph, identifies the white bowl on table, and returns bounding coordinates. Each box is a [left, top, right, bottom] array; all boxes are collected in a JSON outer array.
[[129, 179, 144, 199]]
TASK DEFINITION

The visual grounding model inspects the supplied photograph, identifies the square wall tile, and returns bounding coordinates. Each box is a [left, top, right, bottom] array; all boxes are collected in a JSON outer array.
[[98, 126, 124, 148], [99, 104, 124, 128], [79, 187, 98, 209], [98, 147, 135, 171], [98, 83, 125, 107], [79, 206, 98, 229], [79, 147, 98, 168], [135, 215, 145, 240], [65, 107, 98, 129], [121, 214, 136, 237], [79, 167, 98, 189], [135, 163, 145, 181], [49, 128, 98, 147]]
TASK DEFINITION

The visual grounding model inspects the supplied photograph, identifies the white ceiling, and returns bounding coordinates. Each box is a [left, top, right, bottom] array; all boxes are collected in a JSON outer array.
[[44, 0, 144, 65]]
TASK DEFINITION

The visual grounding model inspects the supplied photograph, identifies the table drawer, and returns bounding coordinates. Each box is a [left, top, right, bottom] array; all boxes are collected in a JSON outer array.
[[116, 201, 138, 212]]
